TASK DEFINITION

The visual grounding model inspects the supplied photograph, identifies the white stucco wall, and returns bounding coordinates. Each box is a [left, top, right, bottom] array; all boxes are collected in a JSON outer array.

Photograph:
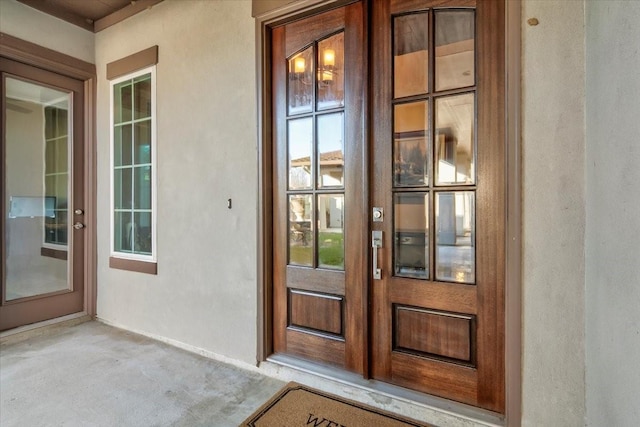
[[521, 1, 586, 425], [0, 0, 94, 64], [94, 0, 258, 364], [585, 2, 640, 426]]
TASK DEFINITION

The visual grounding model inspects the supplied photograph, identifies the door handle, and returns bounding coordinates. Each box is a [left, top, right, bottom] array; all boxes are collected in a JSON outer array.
[[372, 230, 382, 279], [73, 222, 85, 230]]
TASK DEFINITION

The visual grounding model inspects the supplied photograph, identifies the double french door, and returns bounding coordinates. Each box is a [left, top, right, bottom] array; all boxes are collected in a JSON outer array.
[[271, 0, 505, 413]]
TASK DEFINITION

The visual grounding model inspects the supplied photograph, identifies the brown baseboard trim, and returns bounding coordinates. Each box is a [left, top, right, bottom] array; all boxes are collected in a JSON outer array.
[[109, 257, 157, 275], [41, 247, 68, 260]]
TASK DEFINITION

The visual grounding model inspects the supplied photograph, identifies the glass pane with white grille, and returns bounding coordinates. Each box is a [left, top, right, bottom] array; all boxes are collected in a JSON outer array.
[[112, 71, 154, 257]]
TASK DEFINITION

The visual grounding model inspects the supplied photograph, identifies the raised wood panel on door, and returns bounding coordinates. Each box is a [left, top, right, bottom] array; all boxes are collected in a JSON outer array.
[[394, 306, 474, 363], [370, 0, 505, 413], [271, 2, 366, 373], [289, 289, 343, 335]]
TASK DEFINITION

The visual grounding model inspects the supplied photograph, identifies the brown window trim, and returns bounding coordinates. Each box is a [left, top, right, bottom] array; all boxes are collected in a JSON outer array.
[[108, 47, 158, 276], [107, 46, 158, 80], [109, 257, 157, 275], [0, 33, 95, 80], [41, 247, 68, 261]]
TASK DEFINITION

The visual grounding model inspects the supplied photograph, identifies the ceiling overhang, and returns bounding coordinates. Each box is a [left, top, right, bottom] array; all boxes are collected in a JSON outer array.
[[17, 0, 164, 33]]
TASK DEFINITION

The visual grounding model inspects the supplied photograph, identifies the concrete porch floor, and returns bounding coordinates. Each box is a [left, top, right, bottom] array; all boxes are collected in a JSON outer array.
[[0, 321, 285, 426], [1, 320, 504, 427]]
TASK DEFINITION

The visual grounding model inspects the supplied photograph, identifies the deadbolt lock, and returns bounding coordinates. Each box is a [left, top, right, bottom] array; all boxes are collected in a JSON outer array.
[[372, 207, 384, 222]]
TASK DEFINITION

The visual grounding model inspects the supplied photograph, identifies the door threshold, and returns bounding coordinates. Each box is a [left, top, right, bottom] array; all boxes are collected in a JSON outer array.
[[262, 354, 504, 427], [0, 312, 91, 344]]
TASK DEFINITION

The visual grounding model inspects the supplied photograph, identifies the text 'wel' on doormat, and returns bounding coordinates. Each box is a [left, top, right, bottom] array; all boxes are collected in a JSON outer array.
[[241, 382, 432, 427]]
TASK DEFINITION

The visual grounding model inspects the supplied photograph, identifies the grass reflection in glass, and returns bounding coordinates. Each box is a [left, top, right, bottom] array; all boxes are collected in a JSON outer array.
[[289, 226, 312, 266], [289, 231, 344, 269], [319, 231, 344, 269]]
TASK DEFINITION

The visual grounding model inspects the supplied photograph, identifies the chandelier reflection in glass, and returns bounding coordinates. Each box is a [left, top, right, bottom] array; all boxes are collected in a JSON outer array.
[[288, 32, 344, 113], [291, 48, 336, 85]]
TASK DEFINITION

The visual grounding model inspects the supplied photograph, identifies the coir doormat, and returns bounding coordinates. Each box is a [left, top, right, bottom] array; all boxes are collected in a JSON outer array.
[[241, 382, 431, 427]]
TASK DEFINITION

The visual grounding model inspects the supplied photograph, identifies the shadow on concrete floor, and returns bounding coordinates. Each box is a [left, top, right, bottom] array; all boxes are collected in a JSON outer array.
[[0, 321, 285, 427]]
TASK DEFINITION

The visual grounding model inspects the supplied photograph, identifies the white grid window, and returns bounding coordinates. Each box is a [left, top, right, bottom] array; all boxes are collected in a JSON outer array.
[[110, 66, 156, 261]]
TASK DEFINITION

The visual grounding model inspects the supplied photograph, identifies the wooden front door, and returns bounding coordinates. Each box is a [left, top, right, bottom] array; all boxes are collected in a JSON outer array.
[[271, 1, 367, 373], [1, 58, 86, 331], [270, 0, 505, 412], [369, 0, 505, 412]]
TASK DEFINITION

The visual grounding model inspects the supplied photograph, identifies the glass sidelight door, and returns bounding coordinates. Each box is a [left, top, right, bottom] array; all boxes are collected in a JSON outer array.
[[1, 59, 85, 331]]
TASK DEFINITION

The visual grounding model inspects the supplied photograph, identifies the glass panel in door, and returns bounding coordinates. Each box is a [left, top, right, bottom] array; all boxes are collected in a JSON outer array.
[[394, 12, 429, 98], [285, 33, 346, 271], [4, 77, 71, 301]]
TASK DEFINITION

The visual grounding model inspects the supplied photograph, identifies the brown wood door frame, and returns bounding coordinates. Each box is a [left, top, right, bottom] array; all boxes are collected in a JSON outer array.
[[256, 0, 521, 422], [0, 33, 97, 330]]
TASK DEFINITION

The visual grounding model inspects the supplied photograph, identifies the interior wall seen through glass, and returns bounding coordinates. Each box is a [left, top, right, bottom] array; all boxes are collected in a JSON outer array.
[[394, 193, 429, 279], [394, 12, 429, 98], [435, 93, 475, 185], [435, 10, 475, 92], [435, 191, 475, 283], [4, 77, 71, 301]]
